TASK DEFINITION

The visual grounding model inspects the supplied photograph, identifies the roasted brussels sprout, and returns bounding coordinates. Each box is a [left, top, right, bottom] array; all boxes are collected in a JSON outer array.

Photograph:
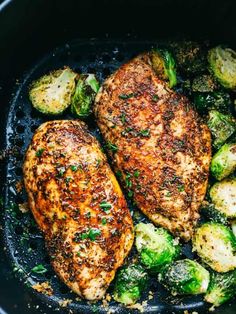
[[208, 46, 236, 90], [210, 143, 236, 180], [207, 110, 236, 149], [71, 74, 99, 118], [29, 67, 77, 115], [193, 91, 232, 114], [205, 270, 236, 307], [200, 200, 228, 225], [232, 221, 236, 237], [210, 178, 236, 218], [150, 49, 177, 87], [113, 264, 148, 305], [159, 259, 210, 295], [192, 74, 217, 93], [192, 222, 236, 273], [170, 41, 207, 76], [135, 222, 180, 272]]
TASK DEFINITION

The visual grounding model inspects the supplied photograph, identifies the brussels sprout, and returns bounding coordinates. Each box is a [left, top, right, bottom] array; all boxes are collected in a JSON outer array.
[[113, 264, 148, 305], [232, 221, 236, 237], [193, 91, 232, 114], [150, 49, 177, 87], [208, 46, 236, 90], [210, 143, 236, 180], [200, 200, 228, 225], [205, 270, 236, 307], [135, 222, 180, 272], [71, 74, 99, 118], [170, 41, 207, 76], [29, 67, 77, 115], [159, 259, 210, 295], [210, 178, 236, 218], [207, 110, 236, 149], [192, 74, 217, 93], [192, 222, 236, 273]]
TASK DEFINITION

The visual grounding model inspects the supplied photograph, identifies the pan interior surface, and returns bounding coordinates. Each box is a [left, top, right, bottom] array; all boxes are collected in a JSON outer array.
[[4, 39, 223, 313]]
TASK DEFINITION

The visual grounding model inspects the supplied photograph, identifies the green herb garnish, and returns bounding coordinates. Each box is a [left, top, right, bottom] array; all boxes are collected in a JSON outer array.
[[31, 264, 47, 274], [134, 170, 140, 178], [101, 217, 107, 225], [35, 148, 45, 157], [106, 141, 118, 152], [100, 201, 112, 211], [139, 129, 150, 137], [119, 93, 134, 99]]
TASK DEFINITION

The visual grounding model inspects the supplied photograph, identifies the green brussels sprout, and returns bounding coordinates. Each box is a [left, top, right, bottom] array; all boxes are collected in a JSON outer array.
[[169, 41, 207, 76], [192, 222, 236, 273], [200, 200, 228, 225], [113, 264, 148, 305], [208, 46, 236, 90], [29, 67, 77, 115], [207, 110, 236, 149], [192, 74, 217, 93], [193, 91, 232, 114], [71, 74, 100, 118], [210, 178, 236, 219], [159, 259, 210, 295], [150, 49, 177, 87], [210, 143, 236, 180], [135, 222, 180, 272], [232, 220, 236, 237], [205, 270, 236, 307]]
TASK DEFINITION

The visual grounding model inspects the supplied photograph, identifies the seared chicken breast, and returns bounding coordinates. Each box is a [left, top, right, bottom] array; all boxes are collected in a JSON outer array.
[[23, 120, 134, 300], [94, 54, 211, 241]]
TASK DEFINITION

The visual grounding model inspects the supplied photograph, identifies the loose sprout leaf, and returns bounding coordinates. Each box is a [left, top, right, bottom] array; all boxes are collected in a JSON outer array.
[[31, 264, 47, 274]]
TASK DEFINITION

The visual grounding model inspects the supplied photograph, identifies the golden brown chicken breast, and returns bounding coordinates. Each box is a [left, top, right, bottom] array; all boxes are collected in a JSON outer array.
[[23, 120, 134, 300], [94, 54, 211, 241]]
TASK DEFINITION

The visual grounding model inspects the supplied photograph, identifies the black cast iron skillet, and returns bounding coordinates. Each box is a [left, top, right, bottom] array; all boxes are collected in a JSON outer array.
[[0, 0, 236, 313]]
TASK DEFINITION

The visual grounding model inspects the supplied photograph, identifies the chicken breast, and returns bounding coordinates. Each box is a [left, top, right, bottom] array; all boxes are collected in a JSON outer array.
[[94, 54, 211, 241], [23, 120, 134, 300]]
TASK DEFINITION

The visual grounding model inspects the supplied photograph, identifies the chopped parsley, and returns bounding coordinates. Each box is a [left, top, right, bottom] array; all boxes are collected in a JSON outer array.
[[77, 252, 81, 257], [85, 211, 91, 218], [139, 129, 150, 137], [119, 93, 135, 99], [81, 228, 101, 241], [106, 141, 118, 152], [101, 217, 107, 225], [65, 176, 72, 184], [70, 164, 82, 172], [116, 170, 122, 178], [125, 173, 132, 188], [178, 184, 185, 192], [152, 94, 159, 102], [134, 170, 140, 178], [57, 166, 66, 177], [100, 201, 112, 211], [166, 191, 172, 197], [120, 113, 127, 123], [31, 264, 47, 274], [35, 148, 45, 157], [128, 190, 133, 198]]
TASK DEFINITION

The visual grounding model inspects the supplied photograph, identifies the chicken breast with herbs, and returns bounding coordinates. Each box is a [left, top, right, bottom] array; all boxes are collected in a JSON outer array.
[[23, 120, 134, 300], [94, 54, 211, 241]]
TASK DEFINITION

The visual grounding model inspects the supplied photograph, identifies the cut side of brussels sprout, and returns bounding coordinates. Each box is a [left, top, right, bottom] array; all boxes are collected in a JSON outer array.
[[193, 222, 236, 273], [150, 49, 177, 88], [71, 74, 99, 119], [210, 143, 236, 180], [207, 110, 236, 149], [29, 67, 77, 115], [205, 270, 236, 307], [208, 46, 236, 90], [135, 222, 180, 272], [113, 264, 148, 305], [159, 259, 210, 295], [210, 178, 236, 218]]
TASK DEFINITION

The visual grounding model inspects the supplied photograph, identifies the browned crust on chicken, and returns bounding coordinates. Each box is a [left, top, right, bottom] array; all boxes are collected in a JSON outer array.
[[23, 120, 134, 300], [94, 54, 211, 241]]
